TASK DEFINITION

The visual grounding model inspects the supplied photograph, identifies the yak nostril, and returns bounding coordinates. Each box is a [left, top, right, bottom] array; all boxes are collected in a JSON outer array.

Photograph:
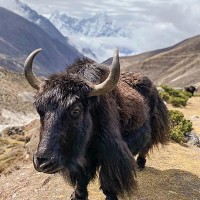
[[36, 157, 51, 167], [34, 156, 58, 171]]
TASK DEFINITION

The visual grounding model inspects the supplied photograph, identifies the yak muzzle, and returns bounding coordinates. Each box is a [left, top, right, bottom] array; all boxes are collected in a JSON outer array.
[[33, 154, 62, 174]]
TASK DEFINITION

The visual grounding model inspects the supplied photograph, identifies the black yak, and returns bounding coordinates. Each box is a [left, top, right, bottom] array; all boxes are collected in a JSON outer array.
[[24, 49, 169, 200], [184, 86, 197, 96]]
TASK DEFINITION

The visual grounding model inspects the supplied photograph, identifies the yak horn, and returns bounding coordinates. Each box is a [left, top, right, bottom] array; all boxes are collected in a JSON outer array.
[[89, 49, 120, 96], [24, 48, 42, 89]]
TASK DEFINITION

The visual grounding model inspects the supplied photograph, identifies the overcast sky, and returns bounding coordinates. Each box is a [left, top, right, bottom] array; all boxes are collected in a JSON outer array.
[[1, 0, 200, 57], [22, 0, 200, 48]]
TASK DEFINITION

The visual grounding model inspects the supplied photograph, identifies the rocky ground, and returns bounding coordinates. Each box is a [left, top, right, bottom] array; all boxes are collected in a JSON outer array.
[[0, 68, 37, 131], [0, 95, 200, 200]]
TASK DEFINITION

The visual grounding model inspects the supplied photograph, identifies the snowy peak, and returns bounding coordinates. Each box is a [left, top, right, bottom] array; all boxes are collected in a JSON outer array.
[[0, 0, 39, 24], [49, 11, 134, 61], [14, 0, 39, 21], [50, 11, 79, 28], [77, 13, 120, 37], [49, 12, 129, 37]]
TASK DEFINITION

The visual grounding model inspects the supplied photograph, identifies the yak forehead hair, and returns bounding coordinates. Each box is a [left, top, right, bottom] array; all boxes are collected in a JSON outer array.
[[34, 73, 92, 109], [34, 89, 80, 109], [39, 73, 92, 96]]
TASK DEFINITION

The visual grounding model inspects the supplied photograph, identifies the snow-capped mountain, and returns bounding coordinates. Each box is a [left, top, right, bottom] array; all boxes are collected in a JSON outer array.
[[49, 12, 134, 61], [0, 0, 98, 61], [50, 12, 129, 38], [0, 0, 134, 61]]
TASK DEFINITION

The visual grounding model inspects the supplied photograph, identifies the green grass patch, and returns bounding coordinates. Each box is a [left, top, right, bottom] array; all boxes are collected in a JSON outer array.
[[159, 85, 191, 107], [168, 110, 193, 143]]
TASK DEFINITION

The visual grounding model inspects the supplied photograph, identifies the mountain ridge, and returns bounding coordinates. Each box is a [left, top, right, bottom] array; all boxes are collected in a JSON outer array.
[[0, 7, 82, 75], [104, 34, 200, 87]]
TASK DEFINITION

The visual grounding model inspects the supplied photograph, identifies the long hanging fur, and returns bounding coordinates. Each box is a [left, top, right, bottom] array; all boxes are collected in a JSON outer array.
[[120, 72, 169, 147], [94, 94, 137, 196]]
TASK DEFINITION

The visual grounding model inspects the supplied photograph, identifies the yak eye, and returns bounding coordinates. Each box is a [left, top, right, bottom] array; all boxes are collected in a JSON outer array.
[[71, 106, 82, 117]]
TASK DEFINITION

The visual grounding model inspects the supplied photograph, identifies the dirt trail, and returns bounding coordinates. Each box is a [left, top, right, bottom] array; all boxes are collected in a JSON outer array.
[[0, 97, 200, 200]]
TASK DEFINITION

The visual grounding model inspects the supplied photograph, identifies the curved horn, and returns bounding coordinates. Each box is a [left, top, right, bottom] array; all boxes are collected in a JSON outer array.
[[89, 49, 120, 96], [24, 48, 42, 89]]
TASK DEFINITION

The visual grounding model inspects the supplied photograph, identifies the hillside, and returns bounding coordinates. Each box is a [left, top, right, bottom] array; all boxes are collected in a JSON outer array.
[[0, 7, 82, 75], [0, 67, 38, 173], [0, 67, 37, 131], [105, 34, 200, 87]]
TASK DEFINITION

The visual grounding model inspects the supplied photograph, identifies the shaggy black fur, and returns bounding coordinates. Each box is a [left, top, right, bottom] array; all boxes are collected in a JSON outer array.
[[184, 85, 197, 96], [33, 58, 169, 200]]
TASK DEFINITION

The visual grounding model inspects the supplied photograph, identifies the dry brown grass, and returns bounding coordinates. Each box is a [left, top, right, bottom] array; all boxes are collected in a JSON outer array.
[[0, 137, 24, 173]]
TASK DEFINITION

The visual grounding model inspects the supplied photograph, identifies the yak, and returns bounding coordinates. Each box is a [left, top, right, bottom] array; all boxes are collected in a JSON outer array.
[[24, 49, 169, 200], [184, 86, 197, 96]]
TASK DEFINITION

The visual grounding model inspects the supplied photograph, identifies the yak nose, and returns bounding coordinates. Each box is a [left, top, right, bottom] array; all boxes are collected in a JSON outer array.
[[33, 154, 61, 174]]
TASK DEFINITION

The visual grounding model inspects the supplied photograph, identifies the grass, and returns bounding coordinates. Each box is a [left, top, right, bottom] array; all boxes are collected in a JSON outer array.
[[0, 137, 24, 173], [159, 85, 191, 107]]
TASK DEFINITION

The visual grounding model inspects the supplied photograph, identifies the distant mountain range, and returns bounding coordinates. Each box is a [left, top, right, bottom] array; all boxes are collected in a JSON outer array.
[[48, 12, 134, 61], [0, 0, 134, 62], [49, 12, 129, 38], [0, 6, 82, 75]]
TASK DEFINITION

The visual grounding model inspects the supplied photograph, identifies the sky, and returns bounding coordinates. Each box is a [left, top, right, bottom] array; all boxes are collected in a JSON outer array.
[[1, 0, 200, 59], [22, 0, 200, 51]]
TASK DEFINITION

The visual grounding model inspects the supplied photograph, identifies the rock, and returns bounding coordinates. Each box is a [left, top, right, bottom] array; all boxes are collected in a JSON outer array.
[[191, 115, 200, 120], [184, 132, 200, 146], [7, 126, 25, 136]]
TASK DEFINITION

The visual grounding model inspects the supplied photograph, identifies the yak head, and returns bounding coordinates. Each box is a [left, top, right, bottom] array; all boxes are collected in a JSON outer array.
[[24, 49, 120, 174]]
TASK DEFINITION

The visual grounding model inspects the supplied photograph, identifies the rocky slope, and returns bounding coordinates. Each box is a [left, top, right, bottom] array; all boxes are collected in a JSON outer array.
[[0, 67, 38, 173], [0, 7, 82, 75], [0, 68, 37, 130], [105, 34, 200, 87]]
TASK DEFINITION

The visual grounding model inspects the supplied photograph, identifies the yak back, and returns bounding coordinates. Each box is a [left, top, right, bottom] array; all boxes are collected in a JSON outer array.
[[116, 80, 149, 133], [120, 72, 169, 146]]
